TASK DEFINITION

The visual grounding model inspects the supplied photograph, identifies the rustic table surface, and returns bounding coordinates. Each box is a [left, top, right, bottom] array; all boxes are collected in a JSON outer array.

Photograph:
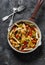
[[0, 0, 45, 65]]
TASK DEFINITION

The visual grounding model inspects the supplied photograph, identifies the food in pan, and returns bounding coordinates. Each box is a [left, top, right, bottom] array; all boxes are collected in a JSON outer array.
[[8, 21, 40, 52]]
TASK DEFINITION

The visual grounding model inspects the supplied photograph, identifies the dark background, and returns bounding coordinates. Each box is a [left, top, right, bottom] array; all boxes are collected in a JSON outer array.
[[0, 0, 45, 65]]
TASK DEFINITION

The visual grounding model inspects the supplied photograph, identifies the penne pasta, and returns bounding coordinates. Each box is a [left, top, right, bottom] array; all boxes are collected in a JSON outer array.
[[8, 21, 40, 52]]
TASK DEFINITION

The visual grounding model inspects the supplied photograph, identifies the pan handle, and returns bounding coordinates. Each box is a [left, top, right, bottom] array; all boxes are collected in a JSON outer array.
[[29, 0, 44, 22]]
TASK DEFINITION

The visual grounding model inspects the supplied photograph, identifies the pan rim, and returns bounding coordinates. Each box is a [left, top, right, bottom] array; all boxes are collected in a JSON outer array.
[[7, 19, 42, 53]]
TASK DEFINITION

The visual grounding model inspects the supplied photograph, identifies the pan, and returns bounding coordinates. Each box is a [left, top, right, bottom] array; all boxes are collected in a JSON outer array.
[[7, 0, 43, 53]]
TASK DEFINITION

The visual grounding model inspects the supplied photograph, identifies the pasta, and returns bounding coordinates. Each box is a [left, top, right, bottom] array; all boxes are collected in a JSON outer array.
[[8, 21, 40, 52]]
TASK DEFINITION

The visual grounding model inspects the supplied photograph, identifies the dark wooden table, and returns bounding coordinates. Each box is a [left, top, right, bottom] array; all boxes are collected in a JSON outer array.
[[0, 0, 45, 65]]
